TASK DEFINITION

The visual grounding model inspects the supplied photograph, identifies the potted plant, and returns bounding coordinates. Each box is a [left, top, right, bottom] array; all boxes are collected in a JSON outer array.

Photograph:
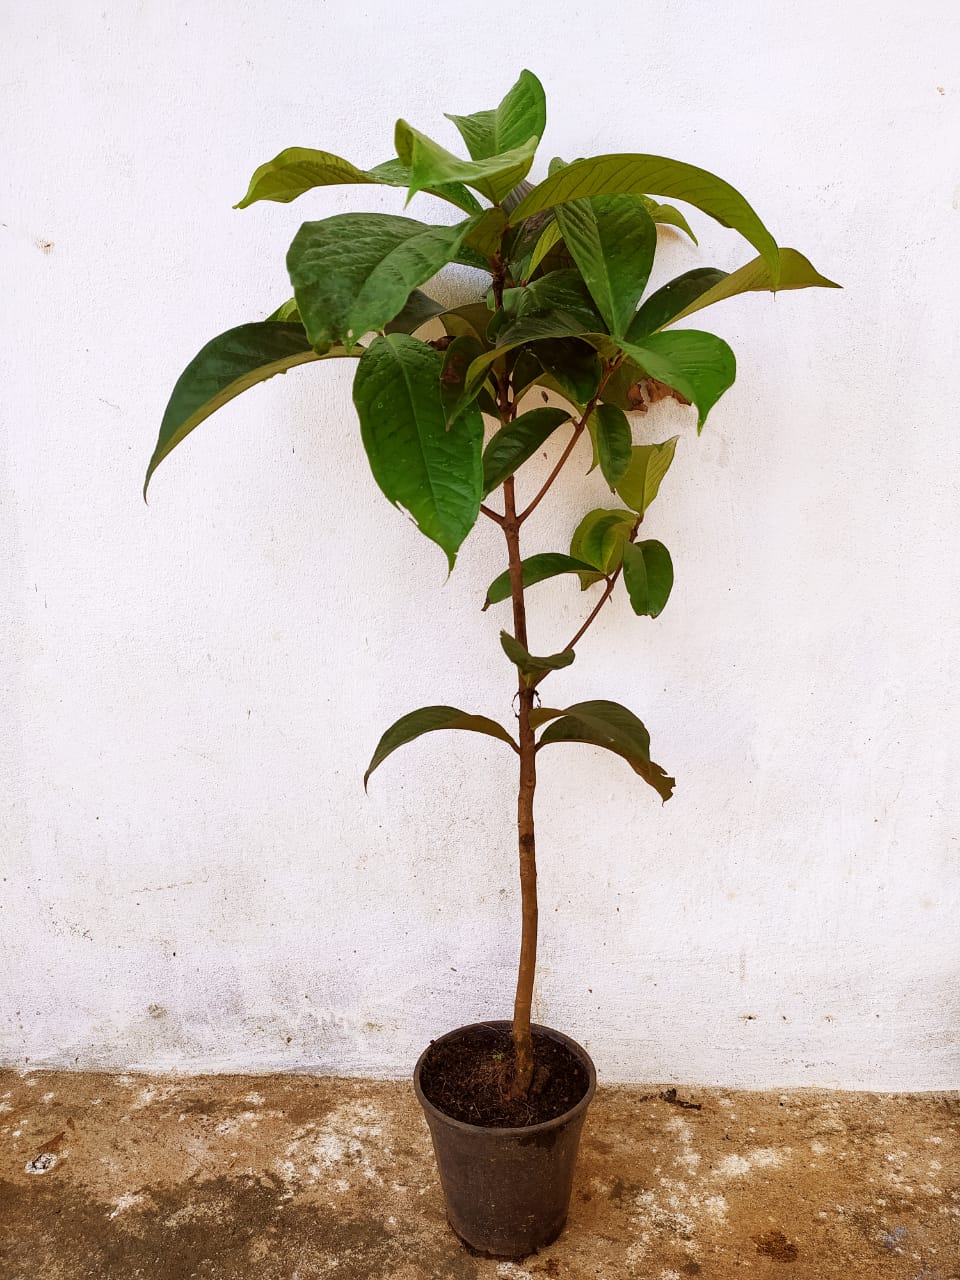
[[146, 70, 837, 1259]]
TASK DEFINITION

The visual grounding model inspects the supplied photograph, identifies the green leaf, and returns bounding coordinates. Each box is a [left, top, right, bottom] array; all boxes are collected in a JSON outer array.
[[145, 322, 353, 497], [512, 153, 780, 283], [614, 437, 679, 517], [525, 219, 562, 278], [265, 298, 302, 322], [621, 540, 674, 617], [396, 119, 539, 206], [233, 147, 482, 216], [384, 289, 446, 334], [364, 704, 518, 789], [436, 302, 496, 343], [618, 331, 736, 430], [500, 631, 575, 686], [352, 334, 483, 569], [441, 334, 486, 425], [482, 407, 571, 496], [446, 70, 546, 163], [532, 338, 602, 407], [555, 195, 657, 337], [287, 213, 477, 352], [587, 403, 633, 487], [628, 268, 729, 342], [535, 699, 675, 801], [483, 552, 599, 610], [643, 198, 698, 242], [569, 508, 636, 584], [661, 247, 842, 326]]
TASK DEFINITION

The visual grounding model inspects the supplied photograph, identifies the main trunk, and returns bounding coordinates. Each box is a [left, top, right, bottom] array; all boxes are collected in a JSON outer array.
[[502, 476, 538, 1098]]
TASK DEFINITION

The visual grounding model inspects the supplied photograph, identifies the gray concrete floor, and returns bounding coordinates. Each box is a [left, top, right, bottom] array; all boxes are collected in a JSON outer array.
[[0, 1070, 957, 1278]]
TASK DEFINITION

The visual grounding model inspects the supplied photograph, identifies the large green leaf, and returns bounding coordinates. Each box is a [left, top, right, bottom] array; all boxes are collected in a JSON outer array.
[[446, 70, 546, 163], [500, 632, 575, 686], [533, 699, 675, 801], [512, 154, 780, 283], [621, 540, 674, 617], [287, 213, 476, 352], [483, 552, 599, 610], [555, 195, 657, 337], [587, 403, 633, 487], [661, 247, 841, 326], [614, 437, 679, 517], [628, 268, 729, 341], [352, 334, 483, 569], [532, 338, 602, 407], [145, 322, 353, 497], [396, 119, 538, 206], [618, 331, 736, 431], [569, 508, 636, 585], [364, 704, 518, 789], [481, 407, 571, 496], [233, 147, 482, 216]]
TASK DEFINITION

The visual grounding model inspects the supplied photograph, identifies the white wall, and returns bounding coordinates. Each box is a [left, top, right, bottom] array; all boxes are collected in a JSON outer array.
[[2, 0, 958, 1089]]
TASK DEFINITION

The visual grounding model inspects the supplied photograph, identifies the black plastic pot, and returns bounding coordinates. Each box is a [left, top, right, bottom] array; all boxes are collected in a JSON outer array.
[[413, 1021, 597, 1259]]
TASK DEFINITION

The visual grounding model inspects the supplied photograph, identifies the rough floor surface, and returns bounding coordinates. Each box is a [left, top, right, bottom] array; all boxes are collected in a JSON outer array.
[[0, 1071, 957, 1279]]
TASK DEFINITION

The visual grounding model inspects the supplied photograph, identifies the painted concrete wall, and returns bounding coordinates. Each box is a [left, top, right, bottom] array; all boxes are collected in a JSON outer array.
[[2, 0, 958, 1089]]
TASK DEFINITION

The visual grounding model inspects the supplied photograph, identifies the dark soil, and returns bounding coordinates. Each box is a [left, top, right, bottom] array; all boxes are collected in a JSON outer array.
[[418, 1024, 590, 1128]]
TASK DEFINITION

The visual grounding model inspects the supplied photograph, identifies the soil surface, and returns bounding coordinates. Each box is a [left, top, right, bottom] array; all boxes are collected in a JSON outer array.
[[418, 1025, 590, 1127], [0, 1070, 957, 1278]]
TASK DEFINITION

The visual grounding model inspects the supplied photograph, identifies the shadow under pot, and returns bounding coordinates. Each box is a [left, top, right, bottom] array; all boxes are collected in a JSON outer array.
[[413, 1020, 597, 1260]]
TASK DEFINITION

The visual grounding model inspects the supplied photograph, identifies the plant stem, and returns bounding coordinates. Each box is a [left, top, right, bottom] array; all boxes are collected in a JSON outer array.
[[502, 473, 538, 1098]]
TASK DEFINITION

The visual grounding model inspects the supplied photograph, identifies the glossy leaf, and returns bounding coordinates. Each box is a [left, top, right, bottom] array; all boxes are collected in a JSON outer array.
[[512, 153, 780, 283], [569, 508, 636, 584], [533, 338, 602, 407], [441, 334, 486, 425], [621, 540, 674, 617], [500, 632, 575, 685], [555, 195, 657, 336], [234, 147, 482, 216], [396, 119, 538, 205], [482, 407, 572, 496], [663, 247, 841, 326], [614, 437, 679, 517], [588, 403, 633, 487], [533, 699, 675, 802], [145, 322, 353, 497], [287, 213, 476, 352], [628, 268, 729, 341], [364, 704, 517, 789], [618, 331, 735, 430], [483, 553, 599, 610], [526, 219, 563, 278], [446, 70, 546, 163], [352, 334, 483, 568]]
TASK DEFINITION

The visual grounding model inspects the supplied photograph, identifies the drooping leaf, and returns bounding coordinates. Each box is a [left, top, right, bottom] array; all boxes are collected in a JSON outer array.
[[352, 334, 483, 569], [441, 334, 487, 425], [643, 198, 698, 242], [234, 147, 482, 216], [618, 331, 736, 431], [446, 70, 546, 163], [287, 213, 477, 352], [482, 407, 572, 496], [483, 552, 600, 610], [364, 704, 518, 789], [145, 322, 354, 497], [614, 437, 679, 516], [512, 153, 780, 283], [660, 247, 841, 326], [587, 403, 633, 487], [500, 631, 575, 685], [569, 508, 636, 585], [555, 195, 657, 337], [533, 699, 675, 801], [396, 119, 539, 206], [621, 540, 674, 617], [628, 268, 729, 341], [384, 289, 446, 334]]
